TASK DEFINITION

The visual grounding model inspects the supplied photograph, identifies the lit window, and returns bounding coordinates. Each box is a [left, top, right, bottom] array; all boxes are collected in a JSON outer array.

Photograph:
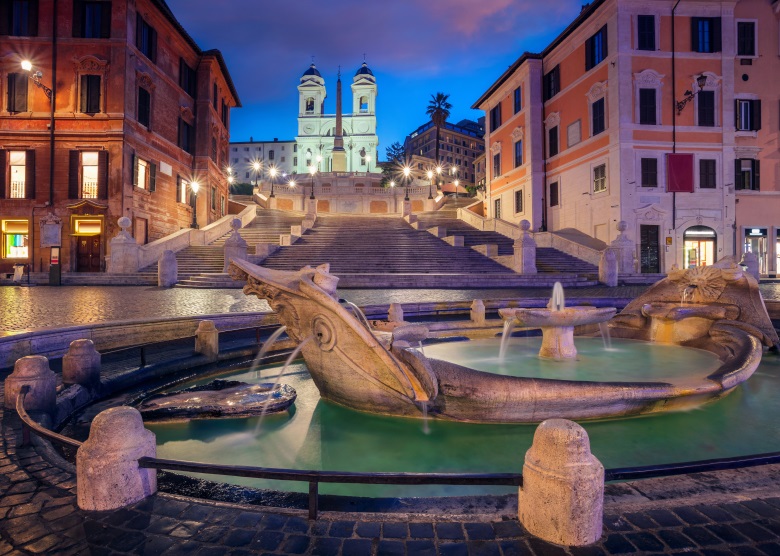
[[137, 159, 148, 189], [81, 152, 99, 198], [9, 151, 26, 199], [2, 220, 29, 259], [593, 164, 607, 193]]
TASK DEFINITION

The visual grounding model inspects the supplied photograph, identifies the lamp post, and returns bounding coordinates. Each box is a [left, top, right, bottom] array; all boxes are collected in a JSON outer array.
[[308, 165, 316, 199], [451, 166, 459, 199], [426, 170, 434, 199], [316, 154, 323, 172], [190, 180, 200, 229], [252, 161, 262, 191], [21, 61, 55, 209], [268, 166, 278, 197], [403, 166, 411, 201], [364, 153, 372, 171], [676, 74, 708, 115], [435, 165, 443, 192]]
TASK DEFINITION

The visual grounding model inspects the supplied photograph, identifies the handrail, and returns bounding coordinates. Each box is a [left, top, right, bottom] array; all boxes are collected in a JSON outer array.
[[16, 387, 83, 449], [604, 451, 780, 482]]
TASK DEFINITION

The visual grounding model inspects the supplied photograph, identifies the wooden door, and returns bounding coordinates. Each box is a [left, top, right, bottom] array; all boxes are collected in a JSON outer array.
[[77, 236, 102, 272]]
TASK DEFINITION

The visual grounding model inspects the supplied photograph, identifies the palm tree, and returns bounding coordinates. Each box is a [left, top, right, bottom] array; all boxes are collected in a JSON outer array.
[[426, 92, 452, 184]]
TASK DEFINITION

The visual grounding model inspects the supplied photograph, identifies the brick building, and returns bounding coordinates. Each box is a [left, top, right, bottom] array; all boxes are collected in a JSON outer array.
[[474, 0, 779, 274], [0, 0, 240, 275]]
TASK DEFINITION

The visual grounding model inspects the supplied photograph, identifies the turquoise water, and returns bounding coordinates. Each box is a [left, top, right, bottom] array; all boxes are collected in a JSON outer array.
[[146, 339, 780, 498]]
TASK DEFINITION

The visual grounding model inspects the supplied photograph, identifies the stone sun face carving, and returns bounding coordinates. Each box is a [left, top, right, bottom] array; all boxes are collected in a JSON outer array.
[[674, 266, 727, 303]]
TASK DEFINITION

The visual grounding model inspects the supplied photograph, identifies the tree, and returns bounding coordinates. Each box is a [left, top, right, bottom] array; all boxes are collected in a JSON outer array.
[[380, 141, 405, 187], [425, 92, 452, 183]]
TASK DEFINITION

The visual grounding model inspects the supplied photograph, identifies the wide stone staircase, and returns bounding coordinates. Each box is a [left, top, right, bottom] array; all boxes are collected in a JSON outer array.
[[140, 209, 303, 287], [415, 200, 599, 279]]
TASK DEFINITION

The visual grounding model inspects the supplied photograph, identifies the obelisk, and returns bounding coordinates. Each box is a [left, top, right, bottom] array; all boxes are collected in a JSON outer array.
[[332, 67, 347, 172]]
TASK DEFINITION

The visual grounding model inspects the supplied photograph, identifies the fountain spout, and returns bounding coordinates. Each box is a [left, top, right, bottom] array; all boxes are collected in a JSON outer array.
[[550, 282, 565, 312]]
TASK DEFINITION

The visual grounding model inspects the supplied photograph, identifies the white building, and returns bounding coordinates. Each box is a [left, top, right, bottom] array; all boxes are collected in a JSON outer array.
[[228, 139, 298, 184], [295, 63, 379, 174]]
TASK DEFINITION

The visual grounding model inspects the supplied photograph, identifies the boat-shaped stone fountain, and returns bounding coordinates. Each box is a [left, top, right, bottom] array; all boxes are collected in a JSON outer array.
[[228, 259, 776, 423]]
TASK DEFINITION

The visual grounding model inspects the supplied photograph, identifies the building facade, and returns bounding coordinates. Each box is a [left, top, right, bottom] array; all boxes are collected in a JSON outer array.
[[228, 138, 297, 184], [0, 0, 239, 276], [403, 119, 485, 187], [474, 0, 779, 274], [295, 62, 379, 174]]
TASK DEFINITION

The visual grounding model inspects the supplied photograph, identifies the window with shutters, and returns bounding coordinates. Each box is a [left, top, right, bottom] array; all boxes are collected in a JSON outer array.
[[691, 17, 721, 53], [212, 83, 218, 110], [585, 25, 608, 70], [68, 150, 107, 199], [492, 153, 501, 177], [73, 1, 110, 38], [735, 99, 761, 131], [176, 176, 191, 204], [6, 73, 28, 112], [735, 159, 759, 191], [543, 65, 560, 101], [548, 126, 559, 157], [591, 97, 606, 136], [133, 156, 155, 192], [513, 86, 522, 114], [80, 74, 101, 113], [593, 164, 607, 193], [490, 105, 501, 131], [136, 15, 156, 62], [178, 118, 195, 154], [8, 151, 26, 198], [1, 0, 38, 36], [640, 158, 658, 187], [696, 90, 716, 127], [80, 152, 99, 198], [514, 140, 523, 168], [549, 182, 559, 207], [736, 21, 756, 57], [637, 15, 655, 51], [211, 186, 217, 211], [639, 88, 657, 125], [179, 59, 196, 97], [220, 195, 225, 216], [137, 87, 150, 128], [514, 189, 523, 213], [699, 159, 716, 189]]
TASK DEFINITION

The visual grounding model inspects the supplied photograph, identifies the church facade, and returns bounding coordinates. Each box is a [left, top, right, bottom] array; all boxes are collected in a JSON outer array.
[[295, 63, 378, 174]]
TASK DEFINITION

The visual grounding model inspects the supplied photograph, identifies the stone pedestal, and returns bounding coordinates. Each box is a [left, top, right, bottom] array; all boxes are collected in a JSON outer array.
[[76, 406, 157, 511], [513, 220, 537, 274], [107, 217, 140, 274], [268, 196, 277, 210], [598, 248, 618, 287], [740, 251, 760, 282], [4, 356, 57, 414], [402, 200, 412, 217], [306, 198, 318, 217], [195, 320, 219, 361], [223, 218, 248, 272], [610, 221, 635, 274], [158, 250, 177, 287], [63, 339, 101, 387], [538, 326, 578, 359], [471, 300, 486, 325], [388, 303, 404, 323], [518, 419, 604, 546]]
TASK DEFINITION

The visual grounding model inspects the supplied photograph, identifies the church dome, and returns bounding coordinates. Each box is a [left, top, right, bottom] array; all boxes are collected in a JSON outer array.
[[355, 62, 373, 77], [302, 64, 322, 78]]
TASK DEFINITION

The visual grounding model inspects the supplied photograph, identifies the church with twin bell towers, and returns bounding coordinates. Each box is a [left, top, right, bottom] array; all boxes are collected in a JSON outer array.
[[295, 62, 379, 175]]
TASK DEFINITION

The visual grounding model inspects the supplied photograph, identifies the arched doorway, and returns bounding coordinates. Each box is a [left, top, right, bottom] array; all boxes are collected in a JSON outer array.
[[683, 226, 716, 268]]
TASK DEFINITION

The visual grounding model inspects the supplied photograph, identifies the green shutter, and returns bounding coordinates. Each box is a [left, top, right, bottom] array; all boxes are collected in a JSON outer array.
[[149, 163, 156, 192], [69, 150, 80, 198], [25, 149, 35, 199], [132, 153, 138, 188], [0, 150, 6, 199], [97, 150, 108, 199], [753, 160, 760, 191]]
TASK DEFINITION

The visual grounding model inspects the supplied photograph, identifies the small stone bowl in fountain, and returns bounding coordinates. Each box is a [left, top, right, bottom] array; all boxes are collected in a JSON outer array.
[[499, 306, 617, 360]]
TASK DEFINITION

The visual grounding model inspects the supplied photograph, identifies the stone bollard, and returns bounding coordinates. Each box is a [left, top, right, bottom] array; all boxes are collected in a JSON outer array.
[[195, 320, 219, 361], [4, 355, 57, 414], [471, 299, 486, 325], [76, 406, 157, 511], [388, 303, 404, 323], [598, 248, 618, 287], [610, 221, 635, 274], [158, 250, 178, 287], [402, 199, 412, 217], [107, 216, 140, 273], [518, 419, 604, 546], [513, 220, 537, 274], [62, 339, 101, 387]]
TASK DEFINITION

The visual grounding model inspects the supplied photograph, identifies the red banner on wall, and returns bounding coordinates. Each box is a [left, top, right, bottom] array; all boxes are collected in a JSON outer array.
[[667, 153, 694, 193]]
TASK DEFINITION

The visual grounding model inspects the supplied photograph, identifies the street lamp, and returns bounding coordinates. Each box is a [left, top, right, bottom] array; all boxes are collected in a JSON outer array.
[[21, 60, 55, 208], [426, 169, 434, 199], [308, 165, 317, 199], [268, 166, 278, 197], [676, 74, 708, 115], [252, 161, 262, 190], [451, 165, 459, 199], [403, 166, 411, 201], [435, 165, 443, 191], [364, 153, 372, 171], [316, 154, 323, 172], [190, 180, 200, 229]]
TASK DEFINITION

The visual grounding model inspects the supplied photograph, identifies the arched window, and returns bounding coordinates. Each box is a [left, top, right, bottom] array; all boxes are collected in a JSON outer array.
[[305, 97, 314, 113], [360, 96, 368, 113]]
